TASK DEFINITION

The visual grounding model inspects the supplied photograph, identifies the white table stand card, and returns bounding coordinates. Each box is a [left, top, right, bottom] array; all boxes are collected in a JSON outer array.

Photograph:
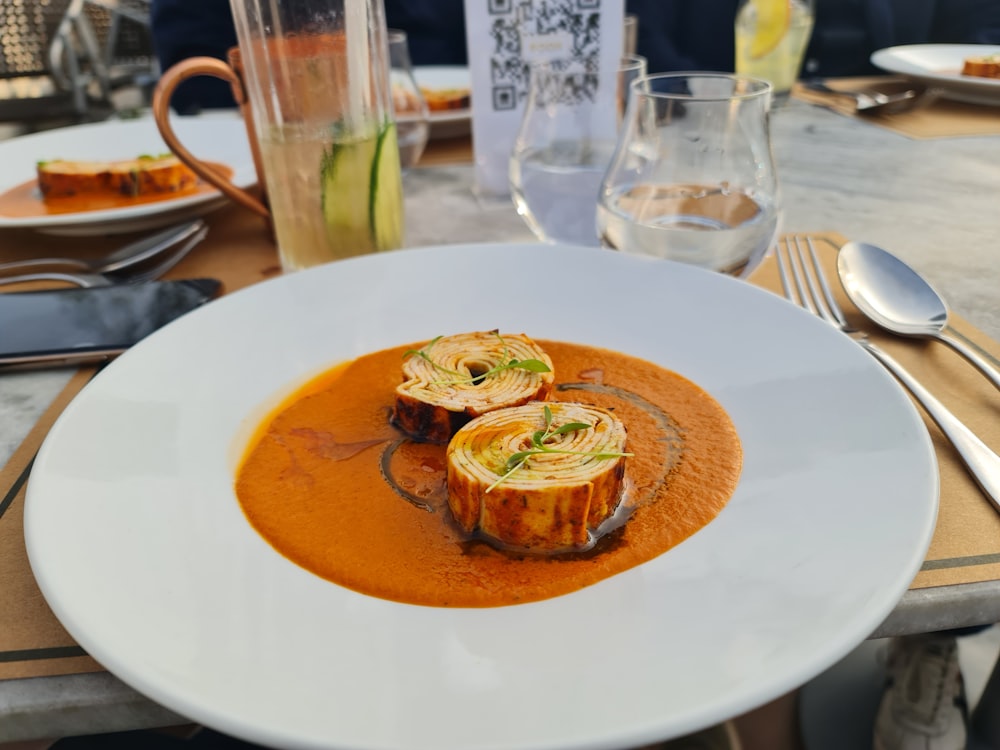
[[463, 0, 625, 197]]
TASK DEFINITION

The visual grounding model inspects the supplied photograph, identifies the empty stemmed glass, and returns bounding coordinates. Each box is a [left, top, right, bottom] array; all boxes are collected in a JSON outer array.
[[597, 72, 779, 276], [388, 29, 429, 169]]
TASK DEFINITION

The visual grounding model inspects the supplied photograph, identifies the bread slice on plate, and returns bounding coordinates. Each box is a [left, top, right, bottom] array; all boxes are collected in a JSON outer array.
[[961, 54, 1000, 79], [37, 154, 198, 199]]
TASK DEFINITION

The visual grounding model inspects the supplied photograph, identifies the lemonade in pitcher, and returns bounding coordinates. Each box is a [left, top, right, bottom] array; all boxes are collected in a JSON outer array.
[[244, 19, 403, 271], [260, 119, 403, 271], [735, 0, 814, 97], [252, 31, 404, 271]]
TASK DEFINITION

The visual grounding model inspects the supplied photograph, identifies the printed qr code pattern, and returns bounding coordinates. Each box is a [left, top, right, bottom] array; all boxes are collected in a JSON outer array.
[[486, 0, 603, 111]]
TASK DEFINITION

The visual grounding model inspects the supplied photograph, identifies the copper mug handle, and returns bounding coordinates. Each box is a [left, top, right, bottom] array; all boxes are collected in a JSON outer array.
[[152, 54, 270, 219]]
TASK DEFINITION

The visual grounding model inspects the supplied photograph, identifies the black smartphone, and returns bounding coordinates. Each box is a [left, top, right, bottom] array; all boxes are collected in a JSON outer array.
[[0, 278, 222, 369]]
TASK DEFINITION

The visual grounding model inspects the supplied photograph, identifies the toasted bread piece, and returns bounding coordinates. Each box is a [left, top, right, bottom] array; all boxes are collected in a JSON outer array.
[[962, 54, 1000, 79], [37, 154, 198, 200], [419, 87, 470, 111]]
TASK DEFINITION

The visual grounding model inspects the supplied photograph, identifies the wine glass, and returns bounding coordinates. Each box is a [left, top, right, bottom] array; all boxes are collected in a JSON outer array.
[[509, 55, 647, 247], [597, 72, 779, 277], [388, 29, 429, 169]]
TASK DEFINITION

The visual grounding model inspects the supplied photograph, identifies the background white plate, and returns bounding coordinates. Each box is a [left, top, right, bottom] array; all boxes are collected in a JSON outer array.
[[0, 114, 256, 235], [414, 65, 471, 138], [871, 44, 1000, 105], [25, 244, 938, 750]]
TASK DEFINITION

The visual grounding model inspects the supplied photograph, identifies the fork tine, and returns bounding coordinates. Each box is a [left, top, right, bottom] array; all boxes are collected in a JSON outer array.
[[792, 236, 856, 330], [775, 240, 795, 302], [793, 236, 833, 323], [775, 236, 818, 315], [775, 236, 853, 332], [802, 237, 851, 330]]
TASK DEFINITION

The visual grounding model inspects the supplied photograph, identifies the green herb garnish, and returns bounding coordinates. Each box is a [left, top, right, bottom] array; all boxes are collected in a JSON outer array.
[[485, 405, 633, 493]]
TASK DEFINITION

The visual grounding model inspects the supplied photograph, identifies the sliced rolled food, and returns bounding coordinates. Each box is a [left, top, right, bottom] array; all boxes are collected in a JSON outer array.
[[393, 331, 554, 443], [447, 402, 629, 552], [37, 155, 198, 199]]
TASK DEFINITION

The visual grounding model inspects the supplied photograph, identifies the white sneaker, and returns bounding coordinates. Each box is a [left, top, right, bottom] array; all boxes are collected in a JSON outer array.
[[873, 634, 968, 750]]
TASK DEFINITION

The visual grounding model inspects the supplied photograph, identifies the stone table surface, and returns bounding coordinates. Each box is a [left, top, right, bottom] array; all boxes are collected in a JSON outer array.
[[2, 99, 1000, 742]]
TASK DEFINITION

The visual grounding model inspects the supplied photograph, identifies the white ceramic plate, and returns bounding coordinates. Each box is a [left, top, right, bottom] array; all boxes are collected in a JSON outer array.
[[25, 244, 937, 750], [414, 65, 471, 138], [871, 44, 1000, 105], [0, 114, 256, 235]]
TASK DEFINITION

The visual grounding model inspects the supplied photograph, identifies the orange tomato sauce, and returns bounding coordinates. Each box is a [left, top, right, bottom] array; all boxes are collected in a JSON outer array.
[[235, 340, 742, 607], [0, 162, 232, 217]]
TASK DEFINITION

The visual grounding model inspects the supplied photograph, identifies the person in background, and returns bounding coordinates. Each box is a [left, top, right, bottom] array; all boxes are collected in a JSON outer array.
[[627, 0, 1000, 77], [149, 0, 470, 114], [150, 0, 238, 113], [150, 0, 1000, 110], [381, 0, 467, 67]]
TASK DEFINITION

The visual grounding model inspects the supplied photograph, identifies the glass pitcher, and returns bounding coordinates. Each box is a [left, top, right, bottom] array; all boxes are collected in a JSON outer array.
[[234, 0, 403, 270], [155, 0, 404, 272]]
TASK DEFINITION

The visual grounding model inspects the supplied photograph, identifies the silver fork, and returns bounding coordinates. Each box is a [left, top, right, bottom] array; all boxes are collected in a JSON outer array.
[[0, 222, 209, 289], [802, 80, 925, 114], [776, 235, 1000, 511]]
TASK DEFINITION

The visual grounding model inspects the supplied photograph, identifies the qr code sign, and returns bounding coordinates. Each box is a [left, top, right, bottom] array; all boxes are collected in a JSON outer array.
[[485, 0, 603, 111]]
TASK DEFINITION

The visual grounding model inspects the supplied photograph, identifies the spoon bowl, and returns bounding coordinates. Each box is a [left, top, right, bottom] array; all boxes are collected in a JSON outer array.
[[838, 240, 1000, 392]]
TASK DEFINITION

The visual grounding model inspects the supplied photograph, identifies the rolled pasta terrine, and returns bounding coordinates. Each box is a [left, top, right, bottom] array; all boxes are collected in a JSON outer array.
[[447, 401, 629, 551], [393, 331, 554, 443]]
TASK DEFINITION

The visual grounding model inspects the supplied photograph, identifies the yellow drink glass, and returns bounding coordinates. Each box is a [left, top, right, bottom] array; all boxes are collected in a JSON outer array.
[[735, 0, 815, 100]]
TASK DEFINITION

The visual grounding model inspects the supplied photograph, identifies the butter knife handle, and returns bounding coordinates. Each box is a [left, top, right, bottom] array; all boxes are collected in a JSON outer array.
[[860, 339, 1000, 512], [936, 332, 1000, 393]]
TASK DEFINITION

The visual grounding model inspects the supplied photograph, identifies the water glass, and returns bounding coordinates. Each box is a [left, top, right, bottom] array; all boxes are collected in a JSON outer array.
[[597, 73, 779, 277], [623, 14, 638, 57], [388, 29, 429, 169], [509, 55, 647, 247]]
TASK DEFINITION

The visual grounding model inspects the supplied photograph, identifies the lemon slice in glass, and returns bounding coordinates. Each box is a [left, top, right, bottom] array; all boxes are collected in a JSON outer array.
[[749, 0, 791, 58]]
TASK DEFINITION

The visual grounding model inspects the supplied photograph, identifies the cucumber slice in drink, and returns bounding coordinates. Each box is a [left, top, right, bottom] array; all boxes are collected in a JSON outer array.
[[369, 122, 404, 251], [320, 133, 378, 251]]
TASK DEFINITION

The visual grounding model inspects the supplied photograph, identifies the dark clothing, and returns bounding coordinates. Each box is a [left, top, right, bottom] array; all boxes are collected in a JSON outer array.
[[383, 0, 469, 66], [627, 0, 739, 73], [626, 0, 1000, 78], [151, 0, 1000, 112], [150, 0, 238, 114], [150, 0, 470, 113], [804, 0, 1000, 77]]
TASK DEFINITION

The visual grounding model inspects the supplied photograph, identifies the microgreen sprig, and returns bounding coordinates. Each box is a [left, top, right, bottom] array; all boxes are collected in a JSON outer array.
[[485, 405, 633, 493], [403, 331, 551, 386]]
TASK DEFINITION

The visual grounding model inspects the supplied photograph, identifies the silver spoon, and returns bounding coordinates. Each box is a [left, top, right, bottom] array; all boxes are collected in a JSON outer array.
[[0, 218, 207, 276], [837, 241, 1000, 392]]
